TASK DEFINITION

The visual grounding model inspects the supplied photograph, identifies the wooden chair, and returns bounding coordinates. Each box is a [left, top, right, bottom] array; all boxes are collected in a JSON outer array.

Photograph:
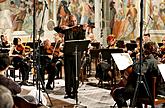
[[6, 65, 21, 81], [112, 77, 165, 108], [135, 77, 165, 107], [152, 77, 165, 106]]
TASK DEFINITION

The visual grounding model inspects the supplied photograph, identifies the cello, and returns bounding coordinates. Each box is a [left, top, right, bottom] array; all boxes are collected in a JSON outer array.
[[110, 65, 133, 98]]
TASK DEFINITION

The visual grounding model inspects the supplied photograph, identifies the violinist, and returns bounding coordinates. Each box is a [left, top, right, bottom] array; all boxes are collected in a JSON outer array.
[[52, 33, 63, 79], [159, 36, 165, 63], [159, 36, 165, 55], [40, 39, 59, 90], [9, 38, 30, 85], [54, 14, 87, 99], [111, 41, 165, 108], [128, 37, 141, 62]]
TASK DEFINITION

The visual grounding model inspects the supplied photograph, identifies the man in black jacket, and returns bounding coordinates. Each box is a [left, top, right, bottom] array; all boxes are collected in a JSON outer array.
[[55, 15, 87, 99]]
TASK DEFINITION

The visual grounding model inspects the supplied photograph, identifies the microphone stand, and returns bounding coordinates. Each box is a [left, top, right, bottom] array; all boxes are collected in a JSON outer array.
[[34, 0, 52, 106], [143, 15, 153, 34], [131, 0, 154, 107]]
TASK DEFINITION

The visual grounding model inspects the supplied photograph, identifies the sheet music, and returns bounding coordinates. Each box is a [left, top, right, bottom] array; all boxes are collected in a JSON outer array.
[[158, 64, 165, 81], [111, 53, 133, 70]]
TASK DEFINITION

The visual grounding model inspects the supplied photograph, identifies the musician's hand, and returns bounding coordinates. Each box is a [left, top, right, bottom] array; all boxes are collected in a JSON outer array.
[[48, 55, 53, 59], [61, 25, 69, 29], [83, 23, 88, 30]]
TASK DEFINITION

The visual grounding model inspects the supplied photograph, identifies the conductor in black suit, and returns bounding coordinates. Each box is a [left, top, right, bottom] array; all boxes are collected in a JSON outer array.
[[54, 15, 87, 99]]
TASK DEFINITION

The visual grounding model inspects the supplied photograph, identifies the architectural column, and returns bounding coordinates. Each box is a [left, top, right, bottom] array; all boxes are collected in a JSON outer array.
[[94, 0, 104, 46]]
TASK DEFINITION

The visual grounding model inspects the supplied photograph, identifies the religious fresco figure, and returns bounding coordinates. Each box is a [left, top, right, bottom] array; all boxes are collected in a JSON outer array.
[[109, 1, 116, 34], [120, 3, 137, 41], [79, 0, 94, 25], [12, 1, 26, 31], [68, 0, 81, 24], [112, 1, 125, 39], [0, 0, 13, 42], [159, 2, 165, 29]]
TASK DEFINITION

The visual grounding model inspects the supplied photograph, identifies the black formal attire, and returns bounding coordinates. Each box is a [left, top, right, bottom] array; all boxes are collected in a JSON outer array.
[[40, 46, 58, 89], [55, 26, 85, 98], [0, 74, 21, 95], [112, 54, 165, 108], [11, 47, 30, 84]]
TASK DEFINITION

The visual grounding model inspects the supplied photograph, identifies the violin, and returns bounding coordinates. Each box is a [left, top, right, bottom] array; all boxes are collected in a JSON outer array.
[[16, 44, 25, 51], [45, 46, 54, 54], [45, 45, 61, 58], [160, 45, 165, 52]]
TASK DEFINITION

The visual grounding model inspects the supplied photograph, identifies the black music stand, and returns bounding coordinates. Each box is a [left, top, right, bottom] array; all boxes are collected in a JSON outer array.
[[100, 49, 123, 85], [91, 42, 100, 49], [100, 48, 123, 60], [64, 40, 90, 107], [23, 42, 38, 49], [116, 40, 125, 48], [126, 43, 137, 51]]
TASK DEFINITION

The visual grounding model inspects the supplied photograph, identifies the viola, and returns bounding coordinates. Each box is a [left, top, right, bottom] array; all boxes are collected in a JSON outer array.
[[160, 45, 165, 52], [45, 45, 61, 58], [16, 44, 25, 51], [45, 46, 54, 54]]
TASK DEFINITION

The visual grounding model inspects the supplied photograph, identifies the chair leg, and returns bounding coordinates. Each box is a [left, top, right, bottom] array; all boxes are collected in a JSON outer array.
[[53, 79, 55, 88], [145, 104, 147, 108], [113, 103, 117, 108]]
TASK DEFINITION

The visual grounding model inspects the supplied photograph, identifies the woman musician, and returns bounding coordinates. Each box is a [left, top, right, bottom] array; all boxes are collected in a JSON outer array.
[[40, 39, 63, 90], [9, 38, 31, 85]]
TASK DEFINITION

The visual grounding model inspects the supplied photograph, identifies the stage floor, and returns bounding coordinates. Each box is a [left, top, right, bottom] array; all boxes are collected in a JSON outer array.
[[12, 68, 163, 108]]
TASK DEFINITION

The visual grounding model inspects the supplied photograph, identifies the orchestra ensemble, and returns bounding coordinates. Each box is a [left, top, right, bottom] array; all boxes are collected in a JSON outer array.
[[0, 0, 165, 107]]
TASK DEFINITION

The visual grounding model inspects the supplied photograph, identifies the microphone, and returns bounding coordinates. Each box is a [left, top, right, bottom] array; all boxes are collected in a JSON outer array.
[[148, 15, 153, 20], [44, 0, 48, 9]]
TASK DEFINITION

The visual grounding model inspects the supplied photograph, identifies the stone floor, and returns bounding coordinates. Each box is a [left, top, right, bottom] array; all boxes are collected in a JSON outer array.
[[9, 66, 164, 108], [20, 75, 116, 108]]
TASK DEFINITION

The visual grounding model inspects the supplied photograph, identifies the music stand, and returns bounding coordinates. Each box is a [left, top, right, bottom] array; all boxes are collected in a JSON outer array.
[[100, 49, 123, 85], [64, 40, 90, 107], [91, 42, 100, 49], [25, 42, 38, 49], [100, 48, 123, 60], [158, 43, 163, 47], [116, 40, 125, 48], [126, 43, 137, 51]]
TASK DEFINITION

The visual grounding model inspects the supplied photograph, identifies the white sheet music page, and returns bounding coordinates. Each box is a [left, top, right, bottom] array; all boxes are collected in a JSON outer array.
[[158, 64, 165, 81], [111, 53, 133, 70]]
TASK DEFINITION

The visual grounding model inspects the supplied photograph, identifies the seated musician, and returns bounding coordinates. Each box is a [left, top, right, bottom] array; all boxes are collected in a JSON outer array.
[[9, 38, 31, 86], [106, 34, 117, 49], [127, 37, 140, 62], [0, 34, 10, 48], [0, 53, 21, 95], [40, 39, 61, 90], [87, 33, 100, 50], [0, 85, 14, 108], [95, 34, 118, 84], [111, 41, 165, 108], [159, 36, 165, 55], [0, 53, 41, 106], [53, 33, 63, 79]]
